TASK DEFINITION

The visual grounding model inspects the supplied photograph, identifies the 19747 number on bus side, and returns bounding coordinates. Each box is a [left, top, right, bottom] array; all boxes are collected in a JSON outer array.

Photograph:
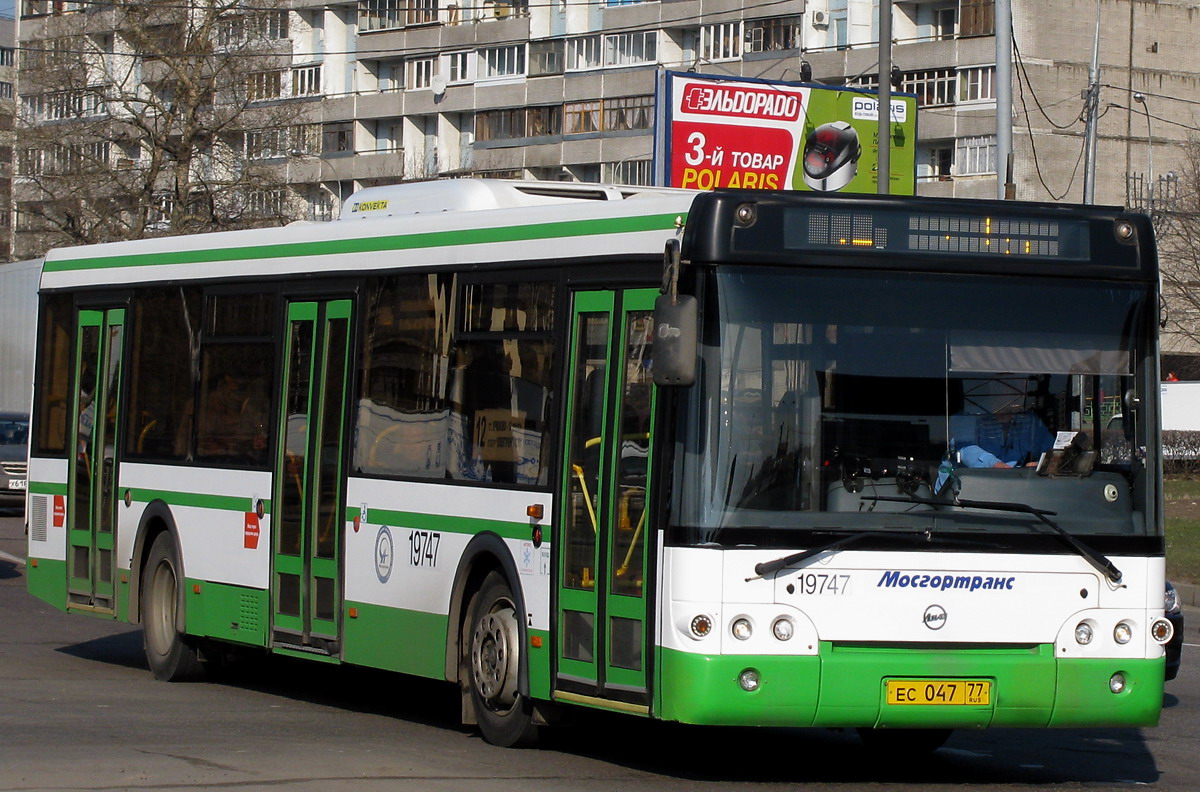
[[790, 573, 850, 595], [409, 530, 441, 567]]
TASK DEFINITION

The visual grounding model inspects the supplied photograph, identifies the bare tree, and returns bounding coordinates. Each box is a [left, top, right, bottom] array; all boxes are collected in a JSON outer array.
[[15, 0, 317, 257], [1152, 136, 1200, 365]]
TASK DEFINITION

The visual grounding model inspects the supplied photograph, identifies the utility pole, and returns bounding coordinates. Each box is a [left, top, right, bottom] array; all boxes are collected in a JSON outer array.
[[1081, 1, 1101, 204], [995, 0, 1014, 199], [878, 0, 892, 194]]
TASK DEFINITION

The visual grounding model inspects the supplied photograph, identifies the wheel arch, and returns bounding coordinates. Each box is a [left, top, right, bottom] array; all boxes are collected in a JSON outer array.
[[444, 531, 529, 699], [129, 499, 183, 631]]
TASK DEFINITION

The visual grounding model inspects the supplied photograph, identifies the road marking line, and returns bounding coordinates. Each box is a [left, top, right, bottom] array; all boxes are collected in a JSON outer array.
[[0, 549, 26, 567]]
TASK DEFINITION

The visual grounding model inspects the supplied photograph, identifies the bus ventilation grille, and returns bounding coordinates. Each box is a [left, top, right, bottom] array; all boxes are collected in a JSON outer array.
[[29, 495, 48, 543]]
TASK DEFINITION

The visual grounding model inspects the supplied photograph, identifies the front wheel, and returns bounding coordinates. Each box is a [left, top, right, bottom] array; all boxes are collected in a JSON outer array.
[[141, 532, 204, 681], [465, 571, 538, 747]]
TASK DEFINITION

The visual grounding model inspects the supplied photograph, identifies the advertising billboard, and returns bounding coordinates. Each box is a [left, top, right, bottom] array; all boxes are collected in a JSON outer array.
[[655, 71, 917, 195]]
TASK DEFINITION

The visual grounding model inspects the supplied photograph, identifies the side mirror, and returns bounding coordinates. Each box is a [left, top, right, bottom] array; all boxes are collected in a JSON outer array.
[[653, 294, 697, 386]]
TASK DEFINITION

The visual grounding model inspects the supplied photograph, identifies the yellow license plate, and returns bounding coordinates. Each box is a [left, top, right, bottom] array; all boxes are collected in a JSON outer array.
[[886, 679, 991, 706]]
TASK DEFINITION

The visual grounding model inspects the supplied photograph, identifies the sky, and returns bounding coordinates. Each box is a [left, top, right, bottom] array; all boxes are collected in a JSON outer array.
[[0, 2, 12, 21]]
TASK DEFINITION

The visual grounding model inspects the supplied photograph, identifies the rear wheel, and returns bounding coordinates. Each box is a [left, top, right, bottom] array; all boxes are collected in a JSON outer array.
[[141, 532, 204, 681], [465, 571, 538, 747]]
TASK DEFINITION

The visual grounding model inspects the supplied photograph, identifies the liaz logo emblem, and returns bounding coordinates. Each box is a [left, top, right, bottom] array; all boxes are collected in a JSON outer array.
[[923, 604, 947, 630], [375, 525, 394, 583]]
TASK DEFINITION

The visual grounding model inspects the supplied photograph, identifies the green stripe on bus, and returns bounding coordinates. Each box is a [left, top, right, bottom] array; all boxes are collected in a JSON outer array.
[[343, 601, 448, 679], [44, 214, 686, 273], [28, 481, 68, 496], [358, 506, 535, 542], [128, 488, 254, 513]]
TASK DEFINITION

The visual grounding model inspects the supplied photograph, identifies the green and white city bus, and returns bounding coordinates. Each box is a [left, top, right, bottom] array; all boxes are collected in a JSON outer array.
[[26, 180, 1171, 749]]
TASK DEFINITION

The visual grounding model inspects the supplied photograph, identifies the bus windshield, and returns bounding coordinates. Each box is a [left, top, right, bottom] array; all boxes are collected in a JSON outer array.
[[674, 266, 1156, 540]]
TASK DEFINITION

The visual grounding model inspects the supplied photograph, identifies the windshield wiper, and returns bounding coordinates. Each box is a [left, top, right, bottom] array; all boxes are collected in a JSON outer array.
[[871, 495, 1123, 583], [749, 530, 929, 581]]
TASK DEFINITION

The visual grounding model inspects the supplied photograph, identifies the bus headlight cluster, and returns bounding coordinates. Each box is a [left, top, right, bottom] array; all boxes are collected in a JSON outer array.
[[1074, 618, 1140, 646]]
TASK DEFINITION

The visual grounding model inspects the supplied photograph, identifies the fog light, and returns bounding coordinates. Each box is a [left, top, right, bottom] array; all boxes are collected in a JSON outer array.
[[1075, 621, 1094, 645], [738, 669, 761, 692], [772, 617, 795, 641], [1109, 672, 1127, 694], [1113, 621, 1133, 645], [690, 614, 713, 638], [732, 618, 753, 641], [1151, 618, 1174, 644]]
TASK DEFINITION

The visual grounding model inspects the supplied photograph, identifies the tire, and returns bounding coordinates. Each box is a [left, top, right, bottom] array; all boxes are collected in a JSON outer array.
[[857, 727, 952, 755], [465, 571, 538, 747], [141, 531, 205, 681]]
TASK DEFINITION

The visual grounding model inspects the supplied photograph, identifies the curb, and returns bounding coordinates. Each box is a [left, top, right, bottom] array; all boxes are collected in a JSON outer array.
[[1175, 581, 1200, 609]]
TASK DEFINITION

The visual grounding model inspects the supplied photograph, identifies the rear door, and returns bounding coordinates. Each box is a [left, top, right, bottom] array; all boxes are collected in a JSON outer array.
[[271, 299, 353, 655]]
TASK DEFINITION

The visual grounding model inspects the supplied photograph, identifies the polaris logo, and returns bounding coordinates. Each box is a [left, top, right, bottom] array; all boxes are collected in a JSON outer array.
[[851, 97, 908, 123]]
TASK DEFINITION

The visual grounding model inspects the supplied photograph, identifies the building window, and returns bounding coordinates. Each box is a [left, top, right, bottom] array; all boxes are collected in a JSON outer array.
[[917, 143, 954, 180], [746, 17, 801, 53], [955, 134, 996, 175], [360, 0, 404, 31], [603, 158, 652, 185], [906, 68, 956, 106], [246, 70, 284, 102], [323, 121, 354, 155], [292, 65, 322, 97], [0, 83, 12, 100], [407, 0, 438, 25], [957, 65, 995, 103], [959, 0, 995, 36], [445, 51, 472, 83], [480, 45, 526, 79], [564, 96, 652, 135], [529, 40, 564, 76], [699, 22, 740, 61], [0, 48, 13, 66], [476, 108, 526, 141], [406, 57, 434, 90], [476, 106, 561, 141], [605, 31, 657, 66], [567, 35, 602, 70], [932, 6, 957, 40], [602, 95, 653, 132]]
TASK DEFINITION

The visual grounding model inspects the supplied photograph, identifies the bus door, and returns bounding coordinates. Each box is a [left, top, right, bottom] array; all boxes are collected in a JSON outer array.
[[271, 299, 353, 655], [66, 308, 126, 615], [556, 288, 657, 709]]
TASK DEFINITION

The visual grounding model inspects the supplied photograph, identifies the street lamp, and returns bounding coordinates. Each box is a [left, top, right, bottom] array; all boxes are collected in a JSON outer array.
[[1133, 92, 1154, 215]]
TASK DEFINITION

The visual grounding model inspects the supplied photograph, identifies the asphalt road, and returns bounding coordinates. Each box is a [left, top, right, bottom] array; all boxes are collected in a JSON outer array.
[[2, 507, 1199, 792]]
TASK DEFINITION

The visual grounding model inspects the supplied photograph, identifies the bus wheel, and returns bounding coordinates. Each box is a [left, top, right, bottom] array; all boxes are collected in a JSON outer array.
[[857, 727, 952, 755], [466, 571, 538, 747], [141, 532, 204, 682]]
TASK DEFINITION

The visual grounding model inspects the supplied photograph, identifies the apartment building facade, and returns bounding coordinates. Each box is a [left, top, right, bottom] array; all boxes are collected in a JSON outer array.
[[11, 0, 1200, 261]]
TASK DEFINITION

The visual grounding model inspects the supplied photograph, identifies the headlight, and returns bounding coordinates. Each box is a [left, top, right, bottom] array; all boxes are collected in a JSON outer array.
[[772, 617, 795, 641], [1113, 621, 1133, 645], [1109, 672, 1127, 694], [1075, 621, 1094, 645], [1166, 581, 1181, 615], [731, 617, 753, 641], [738, 669, 761, 692]]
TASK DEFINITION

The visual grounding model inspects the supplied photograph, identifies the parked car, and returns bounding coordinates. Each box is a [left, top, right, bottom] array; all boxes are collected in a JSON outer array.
[[0, 412, 29, 508], [1166, 580, 1184, 681]]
